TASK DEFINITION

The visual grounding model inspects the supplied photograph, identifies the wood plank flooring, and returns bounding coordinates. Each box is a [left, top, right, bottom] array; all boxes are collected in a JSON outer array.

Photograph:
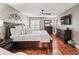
[[53, 35, 79, 55], [17, 48, 52, 55]]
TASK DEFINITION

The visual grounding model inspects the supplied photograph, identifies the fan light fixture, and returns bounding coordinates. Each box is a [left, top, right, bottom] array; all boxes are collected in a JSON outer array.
[[41, 9, 51, 15]]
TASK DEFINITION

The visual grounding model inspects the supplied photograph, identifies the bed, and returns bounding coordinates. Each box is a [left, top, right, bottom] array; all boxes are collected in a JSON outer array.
[[10, 30, 52, 49]]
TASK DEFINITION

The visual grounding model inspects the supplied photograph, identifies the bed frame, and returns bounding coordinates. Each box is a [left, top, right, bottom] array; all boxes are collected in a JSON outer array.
[[13, 40, 52, 49]]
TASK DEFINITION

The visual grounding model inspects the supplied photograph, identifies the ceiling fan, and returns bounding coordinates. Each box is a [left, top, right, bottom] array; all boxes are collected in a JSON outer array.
[[41, 9, 51, 15]]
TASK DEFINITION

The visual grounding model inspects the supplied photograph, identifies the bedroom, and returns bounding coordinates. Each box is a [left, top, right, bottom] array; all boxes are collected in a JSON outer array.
[[0, 3, 78, 55], [0, 3, 54, 55]]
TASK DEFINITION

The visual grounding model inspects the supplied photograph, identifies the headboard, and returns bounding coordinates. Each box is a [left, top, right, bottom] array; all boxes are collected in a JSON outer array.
[[5, 26, 11, 38]]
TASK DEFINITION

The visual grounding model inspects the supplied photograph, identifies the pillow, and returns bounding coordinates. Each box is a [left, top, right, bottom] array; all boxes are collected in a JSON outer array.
[[23, 26, 28, 34], [11, 25, 32, 35], [10, 28, 16, 36], [15, 26, 23, 35], [20, 26, 32, 34], [21, 25, 29, 34], [26, 28, 32, 34], [10, 26, 23, 35]]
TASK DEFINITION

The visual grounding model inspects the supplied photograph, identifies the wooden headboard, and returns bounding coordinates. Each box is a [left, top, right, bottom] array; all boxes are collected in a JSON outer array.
[[5, 26, 11, 38]]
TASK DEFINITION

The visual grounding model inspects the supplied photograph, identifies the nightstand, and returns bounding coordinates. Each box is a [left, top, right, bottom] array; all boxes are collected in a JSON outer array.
[[0, 38, 13, 50]]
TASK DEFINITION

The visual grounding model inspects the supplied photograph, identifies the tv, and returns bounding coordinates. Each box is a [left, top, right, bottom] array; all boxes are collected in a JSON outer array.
[[61, 14, 72, 25]]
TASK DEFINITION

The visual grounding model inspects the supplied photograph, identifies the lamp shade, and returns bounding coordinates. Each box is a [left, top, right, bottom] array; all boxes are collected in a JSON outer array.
[[0, 20, 4, 26]]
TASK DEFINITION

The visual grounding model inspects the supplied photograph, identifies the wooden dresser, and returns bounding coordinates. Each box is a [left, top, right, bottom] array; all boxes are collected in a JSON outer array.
[[56, 28, 72, 44]]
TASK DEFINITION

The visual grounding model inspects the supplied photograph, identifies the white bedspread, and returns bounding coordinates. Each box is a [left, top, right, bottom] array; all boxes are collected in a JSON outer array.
[[10, 30, 52, 42]]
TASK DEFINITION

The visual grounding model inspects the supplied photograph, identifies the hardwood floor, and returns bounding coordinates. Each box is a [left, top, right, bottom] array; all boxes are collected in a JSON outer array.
[[15, 48, 52, 55], [53, 35, 79, 55]]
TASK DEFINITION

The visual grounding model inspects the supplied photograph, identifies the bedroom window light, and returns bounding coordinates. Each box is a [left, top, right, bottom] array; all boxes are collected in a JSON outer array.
[[0, 20, 4, 26]]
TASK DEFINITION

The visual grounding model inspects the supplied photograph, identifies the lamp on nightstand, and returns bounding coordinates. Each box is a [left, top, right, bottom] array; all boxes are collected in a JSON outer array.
[[0, 20, 4, 26], [50, 23, 53, 26], [0, 20, 5, 39]]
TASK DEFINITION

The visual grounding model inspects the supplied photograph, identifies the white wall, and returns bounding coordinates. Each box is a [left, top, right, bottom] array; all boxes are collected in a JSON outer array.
[[0, 3, 29, 39], [0, 4, 29, 21], [57, 4, 79, 45]]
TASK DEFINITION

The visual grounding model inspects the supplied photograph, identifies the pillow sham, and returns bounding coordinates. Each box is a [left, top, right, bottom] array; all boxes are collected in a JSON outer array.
[[10, 28, 16, 36]]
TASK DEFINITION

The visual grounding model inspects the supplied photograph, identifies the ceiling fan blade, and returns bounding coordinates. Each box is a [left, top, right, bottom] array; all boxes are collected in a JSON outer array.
[[41, 9, 51, 15], [43, 13, 51, 15]]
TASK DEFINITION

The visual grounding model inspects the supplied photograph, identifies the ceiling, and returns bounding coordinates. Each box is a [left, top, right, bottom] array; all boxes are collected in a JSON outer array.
[[8, 3, 77, 17]]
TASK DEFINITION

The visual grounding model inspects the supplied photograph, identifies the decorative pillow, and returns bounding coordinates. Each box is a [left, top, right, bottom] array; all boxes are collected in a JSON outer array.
[[25, 29, 27, 34], [26, 28, 32, 34], [10, 28, 16, 36], [22, 26, 26, 34], [11, 25, 32, 35], [15, 26, 22, 35]]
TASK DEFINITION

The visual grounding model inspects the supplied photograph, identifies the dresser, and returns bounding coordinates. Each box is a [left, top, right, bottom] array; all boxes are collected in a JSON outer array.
[[56, 28, 72, 44]]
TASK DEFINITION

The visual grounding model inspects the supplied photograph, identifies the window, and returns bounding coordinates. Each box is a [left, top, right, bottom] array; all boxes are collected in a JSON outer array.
[[30, 20, 40, 30]]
